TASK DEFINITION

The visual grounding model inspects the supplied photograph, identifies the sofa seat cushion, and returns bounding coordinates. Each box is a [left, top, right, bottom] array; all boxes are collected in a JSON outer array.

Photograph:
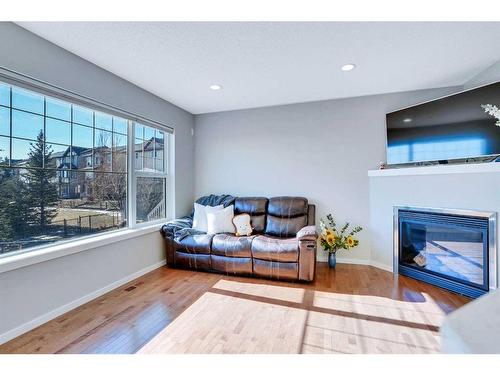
[[175, 252, 211, 270], [174, 234, 214, 255], [212, 234, 255, 257], [253, 259, 298, 280], [251, 235, 299, 262], [211, 254, 253, 275]]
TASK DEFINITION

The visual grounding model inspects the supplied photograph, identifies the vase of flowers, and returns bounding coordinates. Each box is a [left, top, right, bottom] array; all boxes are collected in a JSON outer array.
[[319, 213, 362, 269]]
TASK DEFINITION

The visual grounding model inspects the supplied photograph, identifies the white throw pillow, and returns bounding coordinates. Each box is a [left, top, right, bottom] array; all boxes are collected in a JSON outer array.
[[206, 205, 236, 235], [192, 203, 223, 232]]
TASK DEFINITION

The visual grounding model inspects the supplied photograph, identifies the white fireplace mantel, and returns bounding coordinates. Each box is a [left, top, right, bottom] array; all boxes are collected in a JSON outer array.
[[368, 162, 500, 177], [368, 163, 500, 274]]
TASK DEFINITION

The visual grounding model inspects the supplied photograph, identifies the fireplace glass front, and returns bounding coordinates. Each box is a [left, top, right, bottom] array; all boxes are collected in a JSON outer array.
[[397, 209, 493, 298]]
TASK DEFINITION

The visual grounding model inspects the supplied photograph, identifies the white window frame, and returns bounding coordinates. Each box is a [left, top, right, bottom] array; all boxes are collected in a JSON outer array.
[[128, 122, 173, 229]]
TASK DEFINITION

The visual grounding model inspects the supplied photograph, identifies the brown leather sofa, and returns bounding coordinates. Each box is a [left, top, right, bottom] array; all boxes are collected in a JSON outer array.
[[161, 196, 318, 281]]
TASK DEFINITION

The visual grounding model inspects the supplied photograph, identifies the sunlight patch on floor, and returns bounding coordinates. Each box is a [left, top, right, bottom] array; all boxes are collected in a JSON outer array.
[[138, 279, 445, 354], [212, 279, 305, 303], [138, 291, 307, 354], [313, 291, 445, 327]]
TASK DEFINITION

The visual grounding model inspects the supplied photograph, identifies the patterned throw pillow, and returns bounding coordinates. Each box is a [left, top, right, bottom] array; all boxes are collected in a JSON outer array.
[[232, 213, 253, 236]]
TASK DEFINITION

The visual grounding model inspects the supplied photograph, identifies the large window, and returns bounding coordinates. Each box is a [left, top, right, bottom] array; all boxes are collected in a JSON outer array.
[[0, 80, 171, 257]]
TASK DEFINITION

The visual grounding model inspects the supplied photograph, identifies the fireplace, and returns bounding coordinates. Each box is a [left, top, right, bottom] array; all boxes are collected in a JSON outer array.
[[394, 206, 497, 298]]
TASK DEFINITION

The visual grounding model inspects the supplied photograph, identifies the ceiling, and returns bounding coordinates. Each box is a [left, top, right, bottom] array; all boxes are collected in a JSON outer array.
[[17, 22, 500, 114]]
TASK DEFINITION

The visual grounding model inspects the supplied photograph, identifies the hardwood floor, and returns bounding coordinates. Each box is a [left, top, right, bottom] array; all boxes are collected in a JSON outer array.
[[0, 263, 469, 354]]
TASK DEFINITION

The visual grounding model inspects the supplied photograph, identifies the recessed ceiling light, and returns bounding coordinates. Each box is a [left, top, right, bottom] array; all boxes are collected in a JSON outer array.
[[403, 118, 412, 123], [341, 63, 356, 72], [210, 84, 222, 91]]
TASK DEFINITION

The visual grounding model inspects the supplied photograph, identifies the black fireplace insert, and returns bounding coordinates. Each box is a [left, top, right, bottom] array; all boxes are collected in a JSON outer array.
[[395, 207, 497, 298]]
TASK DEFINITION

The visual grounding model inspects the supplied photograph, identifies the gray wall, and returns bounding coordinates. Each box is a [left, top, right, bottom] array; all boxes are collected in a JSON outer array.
[[464, 59, 500, 89], [194, 86, 460, 262], [0, 22, 195, 343]]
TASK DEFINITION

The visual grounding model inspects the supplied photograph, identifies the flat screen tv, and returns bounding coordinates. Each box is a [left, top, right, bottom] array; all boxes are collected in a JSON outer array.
[[386, 82, 500, 165]]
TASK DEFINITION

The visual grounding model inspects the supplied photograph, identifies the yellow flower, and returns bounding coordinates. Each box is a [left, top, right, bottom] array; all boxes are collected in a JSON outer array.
[[326, 234, 335, 245], [346, 236, 355, 247], [324, 229, 334, 237]]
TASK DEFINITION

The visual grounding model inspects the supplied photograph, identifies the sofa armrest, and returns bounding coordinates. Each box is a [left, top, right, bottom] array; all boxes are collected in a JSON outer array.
[[160, 216, 193, 239], [297, 225, 318, 241], [160, 216, 193, 266], [297, 226, 317, 282]]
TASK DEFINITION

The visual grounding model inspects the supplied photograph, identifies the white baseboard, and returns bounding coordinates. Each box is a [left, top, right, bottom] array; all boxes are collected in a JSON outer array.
[[0, 259, 166, 346], [337, 257, 371, 266], [317, 257, 393, 272], [369, 260, 393, 272]]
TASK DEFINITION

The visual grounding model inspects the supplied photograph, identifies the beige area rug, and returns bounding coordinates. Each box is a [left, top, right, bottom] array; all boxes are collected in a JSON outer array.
[[138, 279, 445, 354]]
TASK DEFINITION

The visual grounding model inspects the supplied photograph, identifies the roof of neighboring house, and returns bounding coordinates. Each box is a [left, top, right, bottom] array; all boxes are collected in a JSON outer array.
[[136, 137, 165, 152], [57, 162, 78, 170], [50, 146, 92, 160], [71, 146, 92, 155], [51, 151, 66, 159], [10, 159, 29, 167]]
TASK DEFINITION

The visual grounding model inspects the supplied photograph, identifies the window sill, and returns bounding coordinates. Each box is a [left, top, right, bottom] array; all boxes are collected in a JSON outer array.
[[0, 223, 165, 275]]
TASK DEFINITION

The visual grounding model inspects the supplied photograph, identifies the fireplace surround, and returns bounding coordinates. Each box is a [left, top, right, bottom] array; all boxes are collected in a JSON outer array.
[[394, 206, 497, 298]]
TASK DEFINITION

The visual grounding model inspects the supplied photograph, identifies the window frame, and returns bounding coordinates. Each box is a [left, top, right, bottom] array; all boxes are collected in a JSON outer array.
[[0, 69, 175, 260], [128, 122, 172, 228]]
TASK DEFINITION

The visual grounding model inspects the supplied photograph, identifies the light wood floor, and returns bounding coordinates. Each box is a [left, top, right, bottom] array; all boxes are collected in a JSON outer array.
[[0, 263, 469, 354]]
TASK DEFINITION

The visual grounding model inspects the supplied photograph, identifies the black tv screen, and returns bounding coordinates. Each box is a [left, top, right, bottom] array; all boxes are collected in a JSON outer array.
[[386, 82, 500, 165]]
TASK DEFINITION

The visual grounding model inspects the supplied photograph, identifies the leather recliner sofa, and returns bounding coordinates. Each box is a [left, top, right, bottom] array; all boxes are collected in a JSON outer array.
[[160, 195, 318, 281]]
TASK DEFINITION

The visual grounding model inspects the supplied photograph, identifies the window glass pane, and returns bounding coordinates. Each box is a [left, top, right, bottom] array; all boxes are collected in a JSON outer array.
[[153, 133, 165, 158], [46, 97, 71, 121], [0, 106, 9, 136], [46, 143, 70, 169], [0, 136, 9, 165], [154, 133, 165, 172], [46, 118, 71, 145], [112, 133, 127, 172], [12, 110, 44, 141], [11, 138, 34, 166], [73, 106, 93, 126], [135, 124, 144, 140], [144, 126, 154, 141], [155, 158, 164, 172], [134, 139, 143, 170], [12, 87, 44, 115], [86, 171, 127, 221], [94, 130, 112, 172], [0, 169, 126, 255], [95, 129, 112, 148], [0, 83, 10, 106], [144, 157, 154, 171], [136, 177, 165, 223], [95, 112, 112, 131], [113, 117, 128, 135], [72, 124, 93, 149]]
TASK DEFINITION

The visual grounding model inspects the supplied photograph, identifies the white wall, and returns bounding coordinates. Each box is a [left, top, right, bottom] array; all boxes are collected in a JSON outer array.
[[194, 86, 460, 262], [0, 23, 194, 343], [369, 169, 500, 274]]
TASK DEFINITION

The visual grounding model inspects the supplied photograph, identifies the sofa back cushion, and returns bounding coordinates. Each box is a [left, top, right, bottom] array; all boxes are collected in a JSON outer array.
[[234, 197, 268, 233], [265, 197, 308, 237]]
